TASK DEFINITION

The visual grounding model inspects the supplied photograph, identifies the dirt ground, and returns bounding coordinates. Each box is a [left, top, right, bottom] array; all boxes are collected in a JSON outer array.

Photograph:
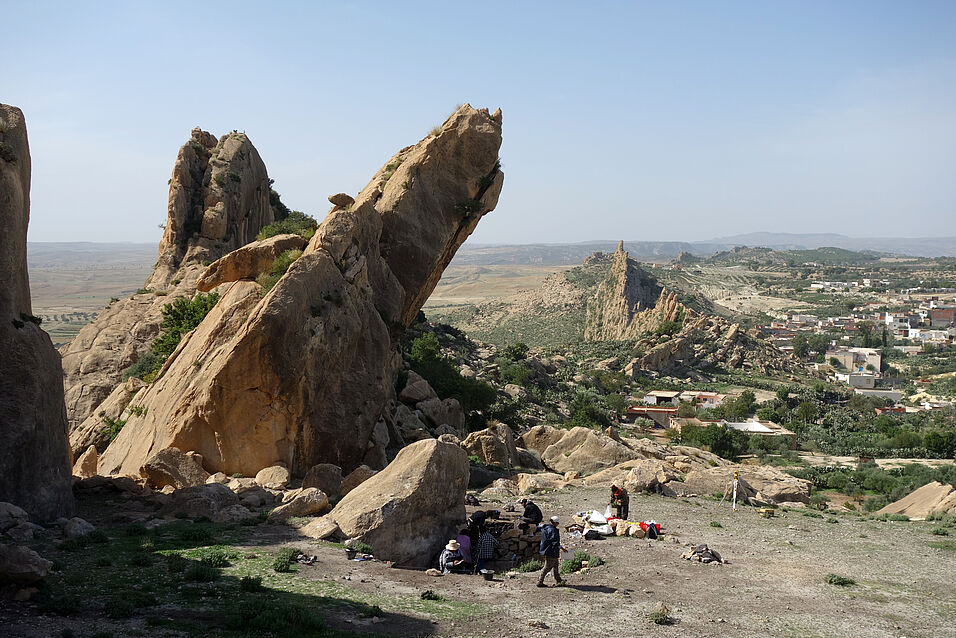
[[311, 485, 954, 638], [3, 484, 953, 638]]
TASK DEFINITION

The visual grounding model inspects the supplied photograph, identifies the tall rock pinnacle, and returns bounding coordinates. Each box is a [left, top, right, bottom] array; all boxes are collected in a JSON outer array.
[[0, 104, 75, 520]]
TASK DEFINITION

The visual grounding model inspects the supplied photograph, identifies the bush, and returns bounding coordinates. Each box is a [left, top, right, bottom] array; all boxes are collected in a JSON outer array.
[[273, 547, 300, 572], [931, 527, 949, 536], [515, 559, 543, 573], [649, 608, 674, 625], [179, 526, 216, 543], [809, 493, 831, 510], [165, 554, 188, 573], [184, 563, 219, 582], [887, 514, 909, 522], [709, 521, 722, 528], [824, 573, 856, 586], [349, 542, 374, 555], [197, 548, 229, 567], [560, 550, 604, 574], [240, 575, 265, 591], [225, 600, 328, 636], [256, 249, 302, 292], [256, 210, 317, 241]]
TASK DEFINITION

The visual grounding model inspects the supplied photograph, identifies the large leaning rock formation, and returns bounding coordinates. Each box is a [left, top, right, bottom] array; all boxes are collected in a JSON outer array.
[[99, 105, 504, 478], [60, 128, 277, 443], [0, 104, 74, 520]]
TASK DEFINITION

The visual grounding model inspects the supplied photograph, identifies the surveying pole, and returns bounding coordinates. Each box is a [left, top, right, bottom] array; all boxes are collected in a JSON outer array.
[[731, 469, 739, 512]]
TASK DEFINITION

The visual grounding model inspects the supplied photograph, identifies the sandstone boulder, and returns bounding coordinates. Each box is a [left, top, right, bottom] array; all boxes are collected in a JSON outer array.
[[877, 481, 956, 520], [540, 427, 641, 475], [0, 104, 74, 521], [681, 466, 811, 504], [0, 502, 30, 532], [0, 545, 52, 584], [6, 521, 44, 542], [141, 447, 210, 489], [72, 446, 98, 479], [399, 371, 438, 404], [461, 423, 520, 468], [516, 473, 566, 494], [516, 447, 545, 470], [268, 488, 330, 521], [69, 382, 146, 457], [63, 517, 95, 538], [197, 234, 308, 292], [302, 463, 343, 500], [298, 515, 341, 540], [328, 439, 468, 567], [328, 193, 354, 208], [622, 460, 680, 493], [255, 465, 290, 490], [340, 465, 377, 496], [97, 106, 502, 478], [161, 483, 253, 522], [417, 398, 465, 435], [518, 425, 566, 456]]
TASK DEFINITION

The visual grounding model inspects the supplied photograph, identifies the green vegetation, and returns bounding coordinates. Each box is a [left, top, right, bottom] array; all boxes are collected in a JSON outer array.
[[272, 546, 300, 572], [790, 462, 956, 507], [121, 292, 221, 383], [560, 550, 605, 574], [257, 249, 303, 292], [824, 574, 856, 586], [515, 559, 544, 573], [0, 141, 16, 162], [257, 210, 318, 241]]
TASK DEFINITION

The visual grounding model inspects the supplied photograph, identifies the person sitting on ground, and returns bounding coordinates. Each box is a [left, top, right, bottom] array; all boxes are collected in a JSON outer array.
[[518, 498, 543, 531], [439, 539, 466, 574], [455, 528, 473, 568], [474, 528, 499, 574], [537, 515, 565, 588], [610, 484, 630, 520]]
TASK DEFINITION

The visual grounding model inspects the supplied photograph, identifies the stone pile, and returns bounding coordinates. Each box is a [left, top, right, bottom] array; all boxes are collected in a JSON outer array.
[[680, 544, 723, 564], [497, 527, 542, 562]]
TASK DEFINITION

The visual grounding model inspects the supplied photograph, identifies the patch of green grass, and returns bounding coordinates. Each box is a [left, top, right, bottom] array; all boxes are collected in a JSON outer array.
[[931, 527, 949, 536], [257, 249, 302, 292], [887, 514, 910, 522], [929, 539, 956, 551], [824, 573, 856, 587], [197, 548, 230, 567], [273, 546, 300, 572], [803, 511, 824, 519], [709, 521, 722, 528], [826, 517, 839, 524], [515, 559, 543, 573], [560, 550, 605, 574]]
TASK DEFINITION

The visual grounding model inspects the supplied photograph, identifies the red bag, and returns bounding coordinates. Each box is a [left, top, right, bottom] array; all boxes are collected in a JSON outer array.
[[639, 521, 660, 533]]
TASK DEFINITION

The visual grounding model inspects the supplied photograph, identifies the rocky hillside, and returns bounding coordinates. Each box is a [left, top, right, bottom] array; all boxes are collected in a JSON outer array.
[[431, 241, 803, 378], [0, 103, 74, 520], [60, 128, 279, 442], [97, 105, 504, 479]]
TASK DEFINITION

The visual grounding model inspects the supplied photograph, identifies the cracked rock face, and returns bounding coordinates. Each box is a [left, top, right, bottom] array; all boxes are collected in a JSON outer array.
[[60, 128, 275, 435], [99, 104, 503, 479], [0, 104, 74, 521]]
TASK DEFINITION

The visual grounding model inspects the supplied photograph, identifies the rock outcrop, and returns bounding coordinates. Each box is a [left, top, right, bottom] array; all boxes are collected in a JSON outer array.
[[877, 481, 956, 520], [98, 105, 503, 478], [60, 128, 277, 431], [196, 233, 308, 292], [584, 241, 670, 340], [326, 439, 468, 567], [0, 104, 75, 521]]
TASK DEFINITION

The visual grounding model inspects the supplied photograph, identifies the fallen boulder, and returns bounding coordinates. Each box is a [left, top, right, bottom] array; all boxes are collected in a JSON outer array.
[[0, 503, 30, 532], [63, 517, 95, 538], [518, 425, 566, 456], [141, 447, 210, 489], [301, 463, 343, 499], [0, 545, 53, 583], [516, 472, 566, 494], [327, 439, 468, 568], [877, 481, 956, 521], [461, 423, 520, 468], [540, 427, 640, 475], [196, 233, 308, 292], [681, 466, 811, 505], [72, 445, 98, 479], [268, 488, 330, 521], [340, 465, 377, 496], [160, 483, 253, 523], [255, 465, 290, 490]]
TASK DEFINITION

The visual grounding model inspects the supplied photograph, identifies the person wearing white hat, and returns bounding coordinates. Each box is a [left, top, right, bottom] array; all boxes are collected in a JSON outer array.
[[537, 516, 565, 587], [439, 539, 465, 574]]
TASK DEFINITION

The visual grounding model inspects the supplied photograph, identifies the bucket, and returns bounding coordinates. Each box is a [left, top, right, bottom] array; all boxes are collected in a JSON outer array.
[[345, 548, 357, 560], [480, 569, 494, 581]]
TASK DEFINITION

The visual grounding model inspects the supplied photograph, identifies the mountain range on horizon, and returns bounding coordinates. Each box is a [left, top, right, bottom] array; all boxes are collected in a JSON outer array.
[[27, 231, 956, 269]]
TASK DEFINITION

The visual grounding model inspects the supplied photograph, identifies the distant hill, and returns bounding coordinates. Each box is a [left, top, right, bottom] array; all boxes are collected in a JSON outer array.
[[702, 233, 956, 258], [27, 242, 156, 269]]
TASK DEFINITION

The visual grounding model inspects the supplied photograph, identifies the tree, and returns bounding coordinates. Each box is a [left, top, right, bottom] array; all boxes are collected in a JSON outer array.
[[795, 401, 818, 424], [858, 321, 875, 348], [792, 334, 809, 359], [808, 334, 831, 356]]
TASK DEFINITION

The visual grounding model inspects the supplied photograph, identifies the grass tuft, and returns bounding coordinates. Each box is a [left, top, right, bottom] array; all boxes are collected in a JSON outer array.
[[824, 573, 856, 587]]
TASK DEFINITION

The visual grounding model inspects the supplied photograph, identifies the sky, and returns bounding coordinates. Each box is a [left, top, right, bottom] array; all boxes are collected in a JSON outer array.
[[5, 1, 956, 245]]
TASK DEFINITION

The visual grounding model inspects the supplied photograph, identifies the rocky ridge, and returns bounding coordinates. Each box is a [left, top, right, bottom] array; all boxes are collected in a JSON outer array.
[[97, 105, 504, 479], [60, 127, 277, 437]]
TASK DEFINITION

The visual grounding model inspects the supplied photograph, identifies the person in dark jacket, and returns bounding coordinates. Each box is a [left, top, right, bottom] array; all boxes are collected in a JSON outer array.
[[519, 498, 543, 531], [610, 485, 629, 520], [537, 516, 565, 587]]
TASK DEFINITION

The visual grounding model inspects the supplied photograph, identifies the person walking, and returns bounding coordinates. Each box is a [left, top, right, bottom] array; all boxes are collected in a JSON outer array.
[[537, 515, 565, 587]]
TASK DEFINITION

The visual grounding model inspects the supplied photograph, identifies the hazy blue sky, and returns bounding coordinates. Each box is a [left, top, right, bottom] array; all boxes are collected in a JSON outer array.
[[5, 1, 955, 244]]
